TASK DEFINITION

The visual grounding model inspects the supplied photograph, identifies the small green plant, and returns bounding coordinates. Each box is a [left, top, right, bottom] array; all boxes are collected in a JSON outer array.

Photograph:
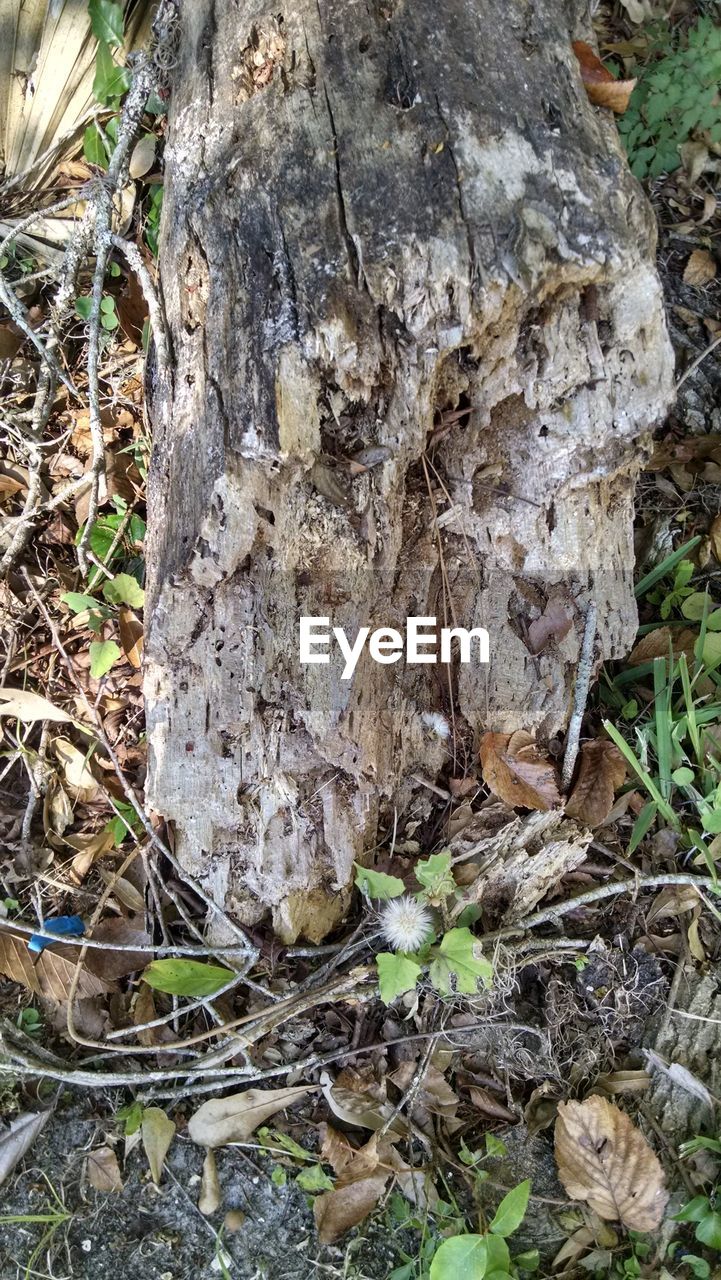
[[0, 1174, 72, 1280], [618, 17, 721, 179], [672, 1134, 721, 1254], [428, 1180, 533, 1280], [16, 1007, 42, 1036], [601, 550, 721, 865], [355, 856, 493, 1006], [61, 567, 144, 679]]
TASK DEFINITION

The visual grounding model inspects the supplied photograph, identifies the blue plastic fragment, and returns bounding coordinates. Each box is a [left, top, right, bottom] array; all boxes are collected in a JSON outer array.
[[28, 915, 85, 954]]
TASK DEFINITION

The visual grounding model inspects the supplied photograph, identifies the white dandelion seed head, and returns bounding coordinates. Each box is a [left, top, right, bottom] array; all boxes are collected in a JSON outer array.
[[421, 711, 451, 739], [380, 896, 433, 952]]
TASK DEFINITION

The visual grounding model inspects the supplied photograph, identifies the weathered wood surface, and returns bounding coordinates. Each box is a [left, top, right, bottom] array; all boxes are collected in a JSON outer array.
[[145, 0, 673, 941]]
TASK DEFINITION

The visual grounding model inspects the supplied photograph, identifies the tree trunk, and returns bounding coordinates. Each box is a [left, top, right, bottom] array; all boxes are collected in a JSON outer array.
[[144, 0, 673, 942]]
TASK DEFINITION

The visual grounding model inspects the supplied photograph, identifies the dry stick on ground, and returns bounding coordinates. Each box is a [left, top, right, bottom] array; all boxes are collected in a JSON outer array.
[[561, 600, 597, 793]]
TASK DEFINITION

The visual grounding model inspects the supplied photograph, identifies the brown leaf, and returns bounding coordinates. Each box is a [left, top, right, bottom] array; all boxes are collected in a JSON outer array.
[[83, 916, 152, 983], [53, 737, 99, 802], [87, 1145, 123, 1193], [97, 867, 145, 914], [0, 1111, 52, 1188], [319, 1123, 355, 1176], [0, 929, 115, 1002], [683, 249, 717, 287], [527, 601, 573, 654], [627, 626, 698, 664], [199, 1149, 222, 1215], [118, 608, 143, 669], [565, 740, 626, 826], [133, 982, 160, 1046], [572, 41, 636, 113], [469, 1085, 517, 1122], [313, 1134, 392, 1244], [555, 1094, 668, 1230], [710, 514, 721, 563], [188, 1086, 311, 1149], [320, 1072, 408, 1138], [66, 829, 115, 883], [141, 1107, 175, 1185], [480, 731, 561, 812]]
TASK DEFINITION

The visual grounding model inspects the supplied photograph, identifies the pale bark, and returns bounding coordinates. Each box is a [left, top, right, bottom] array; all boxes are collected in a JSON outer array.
[[144, 0, 674, 942]]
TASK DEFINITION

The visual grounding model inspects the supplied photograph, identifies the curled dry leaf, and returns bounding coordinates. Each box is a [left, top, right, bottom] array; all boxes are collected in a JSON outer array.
[[0, 1110, 52, 1188], [479, 730, 560, 812], [527, 600, 573, 654], [199, 1149, 222, 1215], [554, 1094, 668, 1230], [118, 608, 143, 669], [572, 41, 636, 114], [188, 1086, 310, 1149], [320, 1071, 408, 1139], [54, 738, 99, 802], [319, 1123, 355, 1176], [565, 740, 626, 826], [87, 1145, 123, 1193], [710, 514, 721, 563], [141, 1107, 175, 1185], [683, 249, 717, 287]]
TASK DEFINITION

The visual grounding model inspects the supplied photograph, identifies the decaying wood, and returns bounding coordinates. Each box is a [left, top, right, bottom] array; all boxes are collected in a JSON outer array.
[[145, 0, 674, 941]]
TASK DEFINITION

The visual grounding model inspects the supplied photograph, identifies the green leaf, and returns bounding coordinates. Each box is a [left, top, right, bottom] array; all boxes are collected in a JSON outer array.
[[88, 0, 124, 46], [103, 573, 145, 608], [61, 591, 101, 615], [702, 632, 721, 669], [682, 1255, 710, 1279], [429, 928, 493, 996], [414, 851, 456, 900], [485, 1133, 507, 1158], [696, 1211, 721, 1251], [430, 1235, 487, 1280], [296, 1164, 334, 1192], [142, 958, 234, 997], [83, 122, 109, 168], [376, 952, 422, 1005], [672, 766, 695, 786], [682, 592, 713, 621], [271, 1165, 287, 1187], [354, 864, 405, 900], [489, 1180, 530, 1237], [706, 608, 721, 631], [89, 639, 121, 679], [117, 1100, 144, 1136], [93, 41, 131, 105], [515, 1250, 540, 1273], [701, 810, 721, 835], [628, 800, 658, 854], [675, 1196, 711, 1223], [484, 1235, 511, 1272], [75, 296, 93, 320]]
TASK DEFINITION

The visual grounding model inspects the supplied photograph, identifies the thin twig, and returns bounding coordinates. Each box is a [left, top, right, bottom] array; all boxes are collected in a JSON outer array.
[[561, 600, 597, 792]]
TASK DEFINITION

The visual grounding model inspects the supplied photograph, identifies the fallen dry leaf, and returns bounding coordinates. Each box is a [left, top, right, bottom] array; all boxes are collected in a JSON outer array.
[[555, 1094, 668, 1230], [83, 916, 152, 983], [683, 249, 717, 287], [527, 601, 573, 654], [0, 928, 115, 1002], [480, 731, 560, 812], [118, 608, 143, 669], [710, 514, 721, 563], [468, 1085, 517, 1123], [0, 688, 72, 724], [565, 740, 626, 826], [188, 1086, 310, 1149], [141, 1107, 175, 1185], [320, 1071, 407, 1138], [0, 1110, 52, 1188], [87, 1145, 123, 1193], [199, 1149, 222, 1215], [572, 41, 636, 113], [319, 1123, 355, 1176], [627, 626, 698, 664], [313, 1134, 393, 1244], [54, 738, 99, 802]]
